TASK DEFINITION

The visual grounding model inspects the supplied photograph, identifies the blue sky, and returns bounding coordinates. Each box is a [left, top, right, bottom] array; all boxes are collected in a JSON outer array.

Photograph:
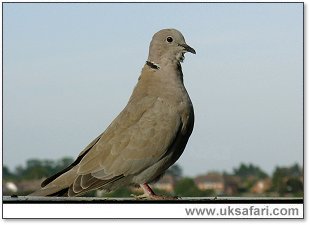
[[3, 3, 303, 176]]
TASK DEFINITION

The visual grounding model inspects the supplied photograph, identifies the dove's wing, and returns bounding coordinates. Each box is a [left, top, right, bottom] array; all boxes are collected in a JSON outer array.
[[65, 95, 182, 195]]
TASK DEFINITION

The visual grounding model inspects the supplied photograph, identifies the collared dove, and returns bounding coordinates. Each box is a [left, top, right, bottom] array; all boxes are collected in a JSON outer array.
[[30, 28, 196, 200]]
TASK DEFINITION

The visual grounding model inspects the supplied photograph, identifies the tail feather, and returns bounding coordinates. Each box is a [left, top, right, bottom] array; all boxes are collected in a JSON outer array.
[[47, 188, 69, 197], [28, 186, 69, 197], [29, 168, 78, 197]]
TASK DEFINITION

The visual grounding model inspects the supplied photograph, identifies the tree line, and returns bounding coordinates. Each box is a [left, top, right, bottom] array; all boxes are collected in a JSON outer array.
[[3, 158, 303, 197]]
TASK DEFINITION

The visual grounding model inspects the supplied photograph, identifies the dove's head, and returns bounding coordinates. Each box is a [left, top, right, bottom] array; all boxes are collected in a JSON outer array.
[[147, 28, 196, 66]]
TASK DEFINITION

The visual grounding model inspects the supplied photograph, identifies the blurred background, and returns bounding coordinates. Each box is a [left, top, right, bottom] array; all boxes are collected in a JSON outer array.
[[3, 2, 303, 197]]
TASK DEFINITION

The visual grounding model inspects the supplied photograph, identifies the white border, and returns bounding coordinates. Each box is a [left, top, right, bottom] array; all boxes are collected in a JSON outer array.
[[2, 203, 304, 219]]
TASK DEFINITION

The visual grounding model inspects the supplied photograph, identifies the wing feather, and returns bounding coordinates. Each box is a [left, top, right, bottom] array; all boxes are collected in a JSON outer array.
[[76, 97, 181, 184]]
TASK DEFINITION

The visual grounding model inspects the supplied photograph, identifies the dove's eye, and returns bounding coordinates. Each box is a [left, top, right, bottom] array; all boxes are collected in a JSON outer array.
[[166, 36, 173, 43]]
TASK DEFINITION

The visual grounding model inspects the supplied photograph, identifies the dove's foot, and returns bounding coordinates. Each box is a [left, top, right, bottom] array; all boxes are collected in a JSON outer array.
[[131, 183, 180, 200]]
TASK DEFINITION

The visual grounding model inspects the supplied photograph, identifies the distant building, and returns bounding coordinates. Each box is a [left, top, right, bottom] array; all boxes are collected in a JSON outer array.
[[194, 172, 224, 194], [251, 178, 272, 194]]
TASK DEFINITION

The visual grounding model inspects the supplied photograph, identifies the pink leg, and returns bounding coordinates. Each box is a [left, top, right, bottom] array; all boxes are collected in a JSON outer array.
[[140, 183, 156, 196], [135, 183, 179, 200]]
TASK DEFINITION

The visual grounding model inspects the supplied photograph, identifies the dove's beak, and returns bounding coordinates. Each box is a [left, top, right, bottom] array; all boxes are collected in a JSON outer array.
[[179, 43, 196, 54]]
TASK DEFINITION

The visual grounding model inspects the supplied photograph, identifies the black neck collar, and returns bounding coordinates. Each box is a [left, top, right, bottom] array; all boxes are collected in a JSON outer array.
[[146, 61, 160, 70]]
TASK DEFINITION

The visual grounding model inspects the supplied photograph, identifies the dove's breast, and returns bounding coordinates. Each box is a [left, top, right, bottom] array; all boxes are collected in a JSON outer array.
[[131, 65, 194, 184]]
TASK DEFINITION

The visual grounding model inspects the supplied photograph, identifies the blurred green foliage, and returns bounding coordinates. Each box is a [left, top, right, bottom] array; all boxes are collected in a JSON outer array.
[[271, 163, 303, 197], [3, 159, 303, 198], [174, 177, 215, 197], [233, 163, 268, 179], [4, 157, 74, 181]]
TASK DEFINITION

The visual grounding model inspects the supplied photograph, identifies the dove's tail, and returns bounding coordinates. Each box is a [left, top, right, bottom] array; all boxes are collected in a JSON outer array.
[[28, 168, 77, 197], [28, 160, 80, 197], [28, 186, 70, 197], [28, 139, 97, 197]]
